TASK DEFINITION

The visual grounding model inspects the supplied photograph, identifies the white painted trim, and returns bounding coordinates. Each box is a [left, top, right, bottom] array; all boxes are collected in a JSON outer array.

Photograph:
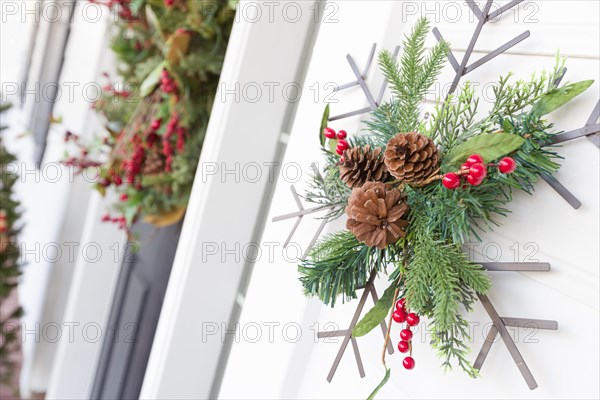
[[140, 2, 323, 398], [45, 192, 126, 400]]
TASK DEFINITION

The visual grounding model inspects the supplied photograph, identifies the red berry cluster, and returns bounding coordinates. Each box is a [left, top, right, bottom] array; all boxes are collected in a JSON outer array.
[[442, 154, 517, 190], [101, 213, 127, 230], [64, 130, 79, 143], [122, 136, 145, 184], [62, 132, 103, 172], [392, 298, 419, 370], [157, 112, 187, 171], [323, 127, 349, 156], [160, 69, 178, 94], [102, 83, 131, 99]]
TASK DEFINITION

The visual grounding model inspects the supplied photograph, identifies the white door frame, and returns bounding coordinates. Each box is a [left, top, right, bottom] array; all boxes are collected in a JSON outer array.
[[140, 1, 324, 398]]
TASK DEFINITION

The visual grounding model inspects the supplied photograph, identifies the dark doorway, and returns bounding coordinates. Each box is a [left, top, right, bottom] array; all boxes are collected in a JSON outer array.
[[91, 220, 183, 399]]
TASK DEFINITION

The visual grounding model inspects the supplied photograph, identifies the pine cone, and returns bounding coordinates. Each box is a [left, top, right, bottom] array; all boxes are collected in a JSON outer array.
[[345, 181, 409, 249], [384, 132, 439, 184], [339, 145, 389, 189], [142, 150, 164, 175]]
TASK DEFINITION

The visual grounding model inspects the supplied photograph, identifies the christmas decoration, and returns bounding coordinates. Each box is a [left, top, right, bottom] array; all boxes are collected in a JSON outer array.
[[274, 13, 598, 397], [64, 0, 234, 230], [0, 101, 23, 391]]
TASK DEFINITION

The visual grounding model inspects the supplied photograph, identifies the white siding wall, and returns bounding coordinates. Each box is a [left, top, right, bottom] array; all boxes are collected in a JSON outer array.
[[219, 1, 599, 399]]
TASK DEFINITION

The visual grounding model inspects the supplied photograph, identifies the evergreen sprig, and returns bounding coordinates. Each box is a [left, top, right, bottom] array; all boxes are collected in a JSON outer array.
[[373, 17, 449, 142], [299, 231, 403, 307]]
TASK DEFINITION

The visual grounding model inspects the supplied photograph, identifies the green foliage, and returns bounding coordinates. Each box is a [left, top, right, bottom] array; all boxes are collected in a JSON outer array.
[[374, 17, 448, 140], [303, 163, 351, 220], [532, 79, 594, 116], [367, 368, 391, 400], [427, 82, 479, 151], [443, 132, 525, 170], [353, 281, 397, 337], [319, 104, 330, 147], [403, 224, 489, 376], [299, 231, 402, 307], [429, 59, 567, 154]]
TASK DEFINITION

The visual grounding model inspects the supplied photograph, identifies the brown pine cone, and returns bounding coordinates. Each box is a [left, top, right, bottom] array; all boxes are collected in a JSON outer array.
[[339, 145, 389, 189], [384, 132, 439, 184], [345, 181, 409, 249]]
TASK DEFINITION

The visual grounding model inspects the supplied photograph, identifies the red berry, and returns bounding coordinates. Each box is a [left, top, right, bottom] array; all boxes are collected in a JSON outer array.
[[120, 193, 128, 201], [400, 328, 413, 341], [164, 0, 175, 6], [392, 309, 407, 323], [101, 214, 111, 222], [467, 174, 484, 186], [468, 163, 487, 180], [151, 118, 162, 131], [466, 154, 484, 165], [337, 140, 349, 151], [460, 162, 471, 172], [336, 147, 344, 156], [406, 313, 420, 327], [498, 157, 517, 174], [403, 356, 415, 370], [442, 173, 460, 189], [340, 156, 345, 163], [397, 340, 410, 353], [324, 127, 336, 139], [395, 299, 406, 310], [336, 130, 347, 140]]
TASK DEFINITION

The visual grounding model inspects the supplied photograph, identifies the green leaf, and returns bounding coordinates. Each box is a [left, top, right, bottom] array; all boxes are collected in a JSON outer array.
[[130, 0, 145, 16], [140, 61, 166, 97], [145, 4, 165, 43], [328, 138, 338, 154], [124, 205, 138, 226], [367, 368, 390, 400], [319, 104, 330, 147], [353, 281, 396, 337], [532, 80, 593, 116], [141, 173, 174, 186], [443, 133, 525, 169], [94, 183, 106, 197], [0, 102, 13, 113]]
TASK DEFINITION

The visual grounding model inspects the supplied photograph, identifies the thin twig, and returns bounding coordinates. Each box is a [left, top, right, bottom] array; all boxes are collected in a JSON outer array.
[[381, 284, 400, 368]]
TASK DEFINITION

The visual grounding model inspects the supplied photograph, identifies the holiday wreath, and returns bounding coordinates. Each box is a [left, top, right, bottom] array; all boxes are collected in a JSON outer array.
[[64, 0, 234, 229], [276, 17, 595, 397]]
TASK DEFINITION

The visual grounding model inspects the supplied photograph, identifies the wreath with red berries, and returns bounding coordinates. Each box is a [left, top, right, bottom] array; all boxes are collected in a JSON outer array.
[[64, 0, 234, 230]]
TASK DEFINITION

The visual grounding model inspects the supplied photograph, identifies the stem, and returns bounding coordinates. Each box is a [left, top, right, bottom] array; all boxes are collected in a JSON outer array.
[[381, 285, 400, 368]]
